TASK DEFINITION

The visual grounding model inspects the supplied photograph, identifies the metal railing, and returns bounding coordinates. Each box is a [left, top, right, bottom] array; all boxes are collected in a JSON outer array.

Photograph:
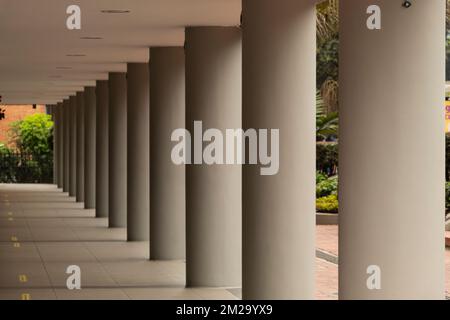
[[0, 152, 53, 183]]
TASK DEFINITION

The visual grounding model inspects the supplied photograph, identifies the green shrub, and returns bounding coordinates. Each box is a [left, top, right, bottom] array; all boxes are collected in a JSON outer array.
[[0, 143, 14, 182], [446, 182, 450, 213], [1, 114, 54, 183], [316, 194, 339, 213], [0, 143, 11, 155], [447, 135, 450, 181], [317, 142, 338, 176], [316, 175, 338, 198], [9, 113, 53, 157], [316, 171, 328, 184]]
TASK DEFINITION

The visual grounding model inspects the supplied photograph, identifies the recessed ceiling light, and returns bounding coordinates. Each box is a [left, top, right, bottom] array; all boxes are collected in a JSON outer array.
[[101, 9, 130, 14], [80, 36, 103, 40], [66, 54, 86, 57]]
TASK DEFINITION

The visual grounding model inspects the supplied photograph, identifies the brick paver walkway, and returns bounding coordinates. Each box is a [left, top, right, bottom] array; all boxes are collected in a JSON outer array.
[[316, 225, 450, 299], [317, 225, 339, 256], [316, 226, 338, 300], [316, 257, 338, 300]]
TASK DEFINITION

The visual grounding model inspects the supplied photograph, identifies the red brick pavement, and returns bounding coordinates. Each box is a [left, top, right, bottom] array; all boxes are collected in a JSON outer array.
[[316, 258, 338, 300], [317, 225, 338, 256], [315, 225, 450, 299]]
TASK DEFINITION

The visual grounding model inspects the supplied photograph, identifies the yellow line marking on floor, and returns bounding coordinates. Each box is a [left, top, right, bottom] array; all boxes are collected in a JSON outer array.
[[18, 275, 28, 283], [8, 217, 13, 221], [13, 242, 21, 248], [11, 236, 18, 242], [7, 212, 13, 216], [21, 293, 31, 300]]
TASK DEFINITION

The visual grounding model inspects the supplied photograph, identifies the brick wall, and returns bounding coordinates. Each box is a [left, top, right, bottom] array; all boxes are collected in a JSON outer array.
[[0, 105, 47, 146]]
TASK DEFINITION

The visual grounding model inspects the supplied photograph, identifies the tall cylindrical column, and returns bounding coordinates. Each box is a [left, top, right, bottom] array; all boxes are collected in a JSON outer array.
[[109, 73, 127, 228], [127, 63, 150, 241], [69, 95, 77, 197], [242, 0, 316, 300], [150, 47, 186, 260], [96, 80, 109, 218], [56, 103, 64, 189], [63, 99, 70, 193], [54, 104, 58, 186], [51, 105, 57, 185], [339, 0, 445, 300], [84, 87, 96, 209], [185, 27, 242, 287], [76, 92, 85, 203]]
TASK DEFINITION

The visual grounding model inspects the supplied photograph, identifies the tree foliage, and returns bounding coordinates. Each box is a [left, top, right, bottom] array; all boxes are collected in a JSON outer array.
[[317, 0, 339, 113], [317, 92, 338, 141], [317, 0, 339, 44], [9, 113, 54, 157], [446, 0, 450, 81]]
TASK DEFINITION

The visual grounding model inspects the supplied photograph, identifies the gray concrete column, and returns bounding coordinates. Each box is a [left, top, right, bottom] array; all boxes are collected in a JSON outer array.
[[54, 104, 59, 186], [339, 0, 445, 300], [96, 80, 109, 218], [242, 0, 316, 300], [53, 104, 58, 186], [69, 95, 77, 197], [185, 27, 242, 287], [109, 73, 127, 228], [150, 47, 186, 260], [76, 92, 85, 202], [84, 87, 96, 209], [56, 103, 64, 189], [63, 99, 70, 193], [50, 105, 57, 185], [127, 63, 150, 241]]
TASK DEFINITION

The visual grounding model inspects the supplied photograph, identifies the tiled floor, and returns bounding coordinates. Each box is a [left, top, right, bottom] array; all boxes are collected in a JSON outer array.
[[0, 184, 338, 300], [6, 184, 447, 300]]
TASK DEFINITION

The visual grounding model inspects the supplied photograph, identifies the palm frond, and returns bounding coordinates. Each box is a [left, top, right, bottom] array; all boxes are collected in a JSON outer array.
[[317, 0, 339, 43], [320, 79, 339, 113], [316, 91, 339, 139]]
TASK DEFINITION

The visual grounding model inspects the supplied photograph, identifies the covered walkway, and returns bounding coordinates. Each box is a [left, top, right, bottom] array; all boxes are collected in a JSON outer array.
[[0, 184, 339, 300], [0, 0, 448, 300]]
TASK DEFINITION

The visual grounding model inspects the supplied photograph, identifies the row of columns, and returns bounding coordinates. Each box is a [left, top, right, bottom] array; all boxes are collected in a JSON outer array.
[[47, 0, 445, 300]]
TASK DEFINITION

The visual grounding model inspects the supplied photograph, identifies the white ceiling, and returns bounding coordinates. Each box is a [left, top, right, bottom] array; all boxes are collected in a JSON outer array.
[[0, 0, 241, 104]]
